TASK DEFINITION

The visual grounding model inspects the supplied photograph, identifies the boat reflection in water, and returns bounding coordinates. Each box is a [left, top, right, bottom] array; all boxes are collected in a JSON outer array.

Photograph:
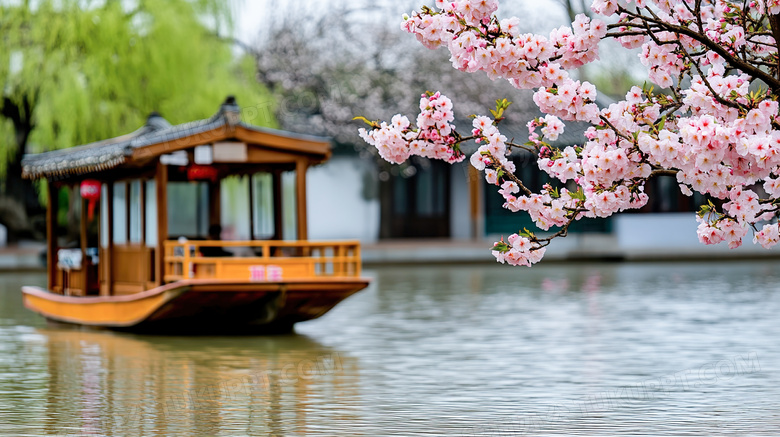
[[38, 329, 360, 436]]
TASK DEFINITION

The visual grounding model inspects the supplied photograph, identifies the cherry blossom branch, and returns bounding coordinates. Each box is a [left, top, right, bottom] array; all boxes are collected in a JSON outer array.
[[505, 141, 537, 153], [617, 5, 780, 91], [357, 0, 780, 261]]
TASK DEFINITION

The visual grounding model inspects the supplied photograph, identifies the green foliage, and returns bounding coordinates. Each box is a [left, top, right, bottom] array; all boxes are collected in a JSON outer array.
[[697, 200, 722, 221], [489, 98, 512, 121], [0, 0, 274, 177], [352, 116, 379, 128], [491, 239, 510, 253]]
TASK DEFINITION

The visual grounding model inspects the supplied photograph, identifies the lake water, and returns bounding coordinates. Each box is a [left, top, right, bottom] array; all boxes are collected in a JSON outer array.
[[1, 262, 779, 436]]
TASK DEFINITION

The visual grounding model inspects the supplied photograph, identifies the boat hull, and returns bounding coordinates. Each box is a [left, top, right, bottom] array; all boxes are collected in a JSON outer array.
[[22, 278, 370, 334]]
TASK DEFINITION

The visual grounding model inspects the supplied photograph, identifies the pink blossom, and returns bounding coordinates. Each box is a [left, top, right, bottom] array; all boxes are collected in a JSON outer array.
[[697, 222, 725, 245], [754, 224, 780, 249]]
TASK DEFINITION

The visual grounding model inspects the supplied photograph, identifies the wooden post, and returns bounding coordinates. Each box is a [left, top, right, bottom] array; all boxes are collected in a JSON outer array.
[[272, 171, 283, 241], [140, 180, 148, 285], [208, 180, 221, 230], [125, 181, 131, 242], [183, 241, 191, 279], [468, 165, 482, 240], [104, 182, 114, 296], [156, 162, 168, 285], [248, 174, 255, 241], [96, 187, 101, 291], [295, 160, 308, 241], [354, 244, 361, 277], [140, 180, 147, 244], [46, 181, 58, 291], [80, 196, 88, 296]]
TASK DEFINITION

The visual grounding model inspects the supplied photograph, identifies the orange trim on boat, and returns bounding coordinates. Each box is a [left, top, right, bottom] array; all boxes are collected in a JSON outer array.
[[23, 286, 184, 327]]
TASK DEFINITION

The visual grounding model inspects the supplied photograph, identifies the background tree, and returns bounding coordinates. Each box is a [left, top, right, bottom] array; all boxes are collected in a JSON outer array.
[[0, 0, 274, 241], [245, 0, 638, 176]]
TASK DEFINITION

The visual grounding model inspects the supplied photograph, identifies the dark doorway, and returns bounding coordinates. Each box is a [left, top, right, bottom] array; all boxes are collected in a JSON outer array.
[[379, 158, 451, 238]]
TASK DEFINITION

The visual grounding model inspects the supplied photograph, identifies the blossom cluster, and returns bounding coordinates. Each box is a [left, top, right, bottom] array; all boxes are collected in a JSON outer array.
[[502, 185, 581, 230], [358, 92, 465, 165], [402, 0, 605, 91], [469, 115, 515, 177], [533, 79, 600, 123], [357, 0, 780, 266], [492, 233, 546, 267]]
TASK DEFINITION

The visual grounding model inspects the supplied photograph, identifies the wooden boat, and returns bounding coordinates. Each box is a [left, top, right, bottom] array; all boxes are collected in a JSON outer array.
[[20, 97, 370, 333]]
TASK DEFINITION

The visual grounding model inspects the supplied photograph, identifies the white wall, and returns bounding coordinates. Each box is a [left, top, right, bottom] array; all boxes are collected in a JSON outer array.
[[449, 161, 472, 240], [615, 212, 700, 249], [306, 156, 380, 242], [613, 212, 771, 256]]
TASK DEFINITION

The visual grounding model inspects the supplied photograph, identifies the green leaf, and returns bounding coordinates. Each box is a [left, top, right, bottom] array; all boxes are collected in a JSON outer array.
[[491, 241, 510, 252], [353, 116, 378, 127], [519, 227, 536, 239], [657, 115, 666, 131], [570, 188, 586, 201]]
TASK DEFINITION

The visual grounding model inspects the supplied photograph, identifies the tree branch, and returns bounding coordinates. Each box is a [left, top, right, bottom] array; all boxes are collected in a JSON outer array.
[[617, 6, 780, 92]]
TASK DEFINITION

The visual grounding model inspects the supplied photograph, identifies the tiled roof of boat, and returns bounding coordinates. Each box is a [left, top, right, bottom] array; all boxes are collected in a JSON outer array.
[[22, 96, 330, 180]]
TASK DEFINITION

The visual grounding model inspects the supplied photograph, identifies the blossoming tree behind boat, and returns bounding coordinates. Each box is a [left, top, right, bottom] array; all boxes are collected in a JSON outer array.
[[357, 0, 780, 266]]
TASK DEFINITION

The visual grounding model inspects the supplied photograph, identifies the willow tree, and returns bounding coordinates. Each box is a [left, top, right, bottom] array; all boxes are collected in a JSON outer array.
[[0, 0, 274, 240]]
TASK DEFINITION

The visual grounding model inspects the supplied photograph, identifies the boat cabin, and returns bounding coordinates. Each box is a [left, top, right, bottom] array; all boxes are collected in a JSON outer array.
[[22, 97, 362, 299]]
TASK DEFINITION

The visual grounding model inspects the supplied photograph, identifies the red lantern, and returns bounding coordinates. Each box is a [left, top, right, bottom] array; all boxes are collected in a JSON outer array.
[[187, 165, 218, 182], [80, 180, 101, 220]]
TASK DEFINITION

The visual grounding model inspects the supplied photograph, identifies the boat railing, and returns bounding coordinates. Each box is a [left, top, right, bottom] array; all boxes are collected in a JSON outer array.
[[163, 240, 362, 283]]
